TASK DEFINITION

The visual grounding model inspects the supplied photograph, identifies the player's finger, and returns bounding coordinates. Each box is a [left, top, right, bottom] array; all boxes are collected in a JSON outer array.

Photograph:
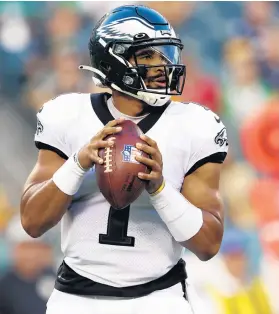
[[88, 151, 104, 165], [135, 155, 160, 170], [140, 134, 158, 148], [99, 126, 122, 139], [137, 172, 159, 180], [136, 143, 157, 157], [106, 117, 125, 127], [91, 139, 115, 149]]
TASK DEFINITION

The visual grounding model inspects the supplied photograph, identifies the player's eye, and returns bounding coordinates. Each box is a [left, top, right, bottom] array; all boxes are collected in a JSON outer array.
[[135, 50, 154, 61], [137, 53, 153, 61]]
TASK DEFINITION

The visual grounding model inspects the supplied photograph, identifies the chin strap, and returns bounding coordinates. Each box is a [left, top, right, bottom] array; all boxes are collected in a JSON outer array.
[[79, 65, 171, 107], [79, 65, 106, 79]]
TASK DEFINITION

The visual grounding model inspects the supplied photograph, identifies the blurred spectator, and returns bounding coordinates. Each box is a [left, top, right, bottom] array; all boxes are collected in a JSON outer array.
[[231, 2, 275, 46], [220, 160, 264, 276], [186, 228, 274, 314], [26, 45, 92, 111], [240, 102, 279, 176], [178, 54, 222, 114], [250, 179, 279, 314], [0, 2, 32, 97], [261, 250, 279, 314], [0, 215, 56, 314], [222, 38, 271, 125], [206, 228, 273, 314], [143, 1, 196, 28], [0, 189, 14, 275], [78, 1, 136, 21], [220, 161, 257, 230], [258, 25, 279, 91], [46, 4, 81, 48], [23, 4, 93, 110]]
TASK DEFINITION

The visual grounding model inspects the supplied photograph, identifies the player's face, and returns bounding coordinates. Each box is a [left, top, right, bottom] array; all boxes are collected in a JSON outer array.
[[129, 45, 180, 90]]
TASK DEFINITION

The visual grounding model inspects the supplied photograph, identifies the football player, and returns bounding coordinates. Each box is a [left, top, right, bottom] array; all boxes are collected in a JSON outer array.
[[20, 5, 228, 314]]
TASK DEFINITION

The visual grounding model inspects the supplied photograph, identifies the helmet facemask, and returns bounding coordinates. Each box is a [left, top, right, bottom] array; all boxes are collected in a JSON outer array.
[[110, 39, 186, 100]]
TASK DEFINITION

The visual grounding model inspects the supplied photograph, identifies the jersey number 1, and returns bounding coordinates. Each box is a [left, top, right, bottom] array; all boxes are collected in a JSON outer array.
[[99, 206, 135, 247]]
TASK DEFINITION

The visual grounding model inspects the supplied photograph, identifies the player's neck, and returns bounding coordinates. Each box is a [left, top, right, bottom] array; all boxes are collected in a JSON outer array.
[[111, 91, 150, 117]]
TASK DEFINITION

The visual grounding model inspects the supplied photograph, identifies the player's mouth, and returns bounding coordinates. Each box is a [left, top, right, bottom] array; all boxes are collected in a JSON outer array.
[[148, 76, 167, 88], [154, 76, 167, 87]]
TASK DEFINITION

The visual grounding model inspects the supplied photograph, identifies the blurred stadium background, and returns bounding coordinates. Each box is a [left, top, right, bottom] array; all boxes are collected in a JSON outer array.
[[0, 1, 278, 313]]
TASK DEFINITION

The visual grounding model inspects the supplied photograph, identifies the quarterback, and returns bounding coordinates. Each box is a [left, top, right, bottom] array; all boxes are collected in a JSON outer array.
[[20, 5, 228, 314]]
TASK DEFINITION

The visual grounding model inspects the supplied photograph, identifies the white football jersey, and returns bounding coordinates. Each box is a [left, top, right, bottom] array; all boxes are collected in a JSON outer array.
[[34, 93, 228, 287]]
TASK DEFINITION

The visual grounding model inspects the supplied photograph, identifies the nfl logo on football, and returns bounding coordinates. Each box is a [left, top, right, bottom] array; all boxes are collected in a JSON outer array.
[[121, 145, 140, 164]]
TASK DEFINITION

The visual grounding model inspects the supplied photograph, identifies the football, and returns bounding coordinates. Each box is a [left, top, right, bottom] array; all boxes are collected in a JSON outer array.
[[95, 120, 150, 210]]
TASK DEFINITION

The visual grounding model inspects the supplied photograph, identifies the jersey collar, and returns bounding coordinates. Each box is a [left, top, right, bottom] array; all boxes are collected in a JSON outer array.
[[90, 93, 170, 133]]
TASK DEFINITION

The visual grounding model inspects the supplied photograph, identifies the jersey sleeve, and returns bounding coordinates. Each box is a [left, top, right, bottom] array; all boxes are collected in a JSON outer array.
[[34, 95, 73, 159], [185, 105, 228, 176]]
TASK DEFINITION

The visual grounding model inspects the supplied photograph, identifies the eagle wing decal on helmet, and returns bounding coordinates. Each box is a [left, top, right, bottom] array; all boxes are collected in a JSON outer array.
[[97, 17, 155, 40]]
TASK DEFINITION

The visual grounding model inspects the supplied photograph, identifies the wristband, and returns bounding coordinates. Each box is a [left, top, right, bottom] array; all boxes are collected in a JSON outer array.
[[52, 153, 89, 196], [149, 181, 203, 242], [149, 180, 166, 196]]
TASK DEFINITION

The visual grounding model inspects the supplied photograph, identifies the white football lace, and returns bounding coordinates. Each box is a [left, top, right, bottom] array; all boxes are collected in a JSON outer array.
[[104, 147, 113, 173]]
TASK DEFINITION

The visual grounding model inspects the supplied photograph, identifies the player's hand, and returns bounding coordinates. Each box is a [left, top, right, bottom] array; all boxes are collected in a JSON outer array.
[[78, 118, 125, 169], [135, 134, 164, 194]]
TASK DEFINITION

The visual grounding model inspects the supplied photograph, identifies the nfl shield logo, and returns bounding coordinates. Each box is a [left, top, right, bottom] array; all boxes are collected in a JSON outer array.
[[122, 145, 140, 164]]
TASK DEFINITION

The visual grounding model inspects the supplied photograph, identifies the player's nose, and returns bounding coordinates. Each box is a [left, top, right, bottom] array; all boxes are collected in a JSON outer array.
[[149, 59, 165, 74], [153, 55, 167, 66]]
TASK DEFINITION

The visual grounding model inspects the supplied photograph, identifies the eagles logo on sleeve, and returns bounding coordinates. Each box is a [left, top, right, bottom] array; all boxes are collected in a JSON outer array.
[[214, 127, 228, 147], [36, 118, 44, 135]]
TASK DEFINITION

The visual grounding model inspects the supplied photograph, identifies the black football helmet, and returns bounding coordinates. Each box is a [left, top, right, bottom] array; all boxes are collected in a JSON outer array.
[[80, 5, 186, 106]]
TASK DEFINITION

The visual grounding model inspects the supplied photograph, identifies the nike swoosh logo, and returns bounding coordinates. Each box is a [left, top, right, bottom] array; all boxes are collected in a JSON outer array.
[[214, 116, 221, 123]]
